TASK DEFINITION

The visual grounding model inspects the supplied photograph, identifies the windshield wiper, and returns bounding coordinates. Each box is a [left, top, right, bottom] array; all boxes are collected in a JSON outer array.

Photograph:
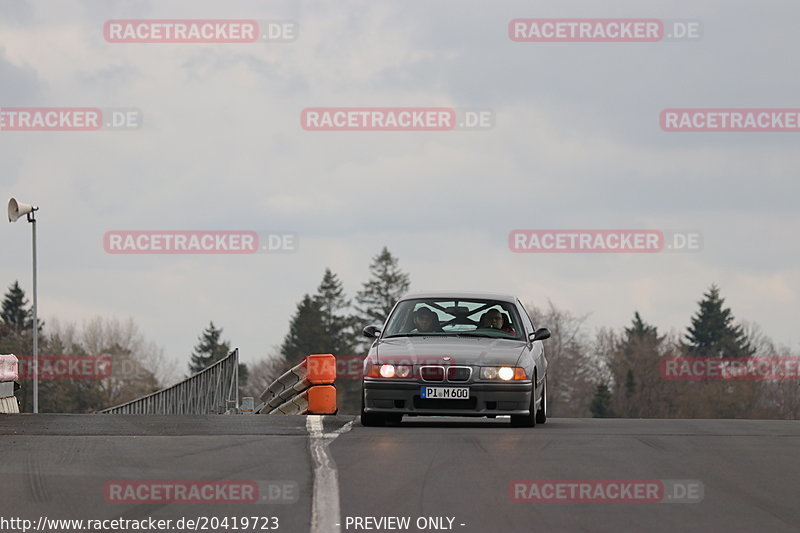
[[384, 333, 514, 339], [454, 332, 522, 340], [383, 333, 438, 338]]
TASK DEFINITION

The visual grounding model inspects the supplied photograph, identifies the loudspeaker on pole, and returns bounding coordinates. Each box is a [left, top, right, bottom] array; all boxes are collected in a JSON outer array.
[[7, 198, 38, 222]]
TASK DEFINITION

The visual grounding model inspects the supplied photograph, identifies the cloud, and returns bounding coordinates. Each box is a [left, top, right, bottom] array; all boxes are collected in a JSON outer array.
[[2, 0, 798, 370]]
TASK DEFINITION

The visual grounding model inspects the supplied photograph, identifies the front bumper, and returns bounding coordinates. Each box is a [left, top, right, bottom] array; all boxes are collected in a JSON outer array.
[[363, 379, 532, 416]]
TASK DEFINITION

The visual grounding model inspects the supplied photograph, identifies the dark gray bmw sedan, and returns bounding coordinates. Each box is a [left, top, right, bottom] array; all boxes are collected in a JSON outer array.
[[360, 292, 550, 427]]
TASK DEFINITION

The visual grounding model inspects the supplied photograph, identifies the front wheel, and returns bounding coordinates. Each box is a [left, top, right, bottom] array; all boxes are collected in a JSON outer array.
[[510, 380, 537, 428], [535, 377, 547, 425], [386, 413, 403, 424]]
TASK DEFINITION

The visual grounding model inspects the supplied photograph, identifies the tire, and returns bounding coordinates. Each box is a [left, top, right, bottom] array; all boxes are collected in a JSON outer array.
[[535, 377, 547, 425], [510, 377, 537, 428], [386, 413, 403, 424], [360, 389, 386, 427]]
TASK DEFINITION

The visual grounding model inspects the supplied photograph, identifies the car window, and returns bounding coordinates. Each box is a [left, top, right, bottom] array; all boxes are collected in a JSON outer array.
[[383, 298, 524, 340], [517, 300, 535, 336]]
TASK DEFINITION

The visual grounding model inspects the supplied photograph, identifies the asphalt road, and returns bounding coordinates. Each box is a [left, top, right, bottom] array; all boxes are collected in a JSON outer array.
[[1, 415, 799, 533]]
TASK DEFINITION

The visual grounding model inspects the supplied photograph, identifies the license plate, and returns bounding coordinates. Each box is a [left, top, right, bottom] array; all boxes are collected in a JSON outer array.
[[420, 387, 469, 399]]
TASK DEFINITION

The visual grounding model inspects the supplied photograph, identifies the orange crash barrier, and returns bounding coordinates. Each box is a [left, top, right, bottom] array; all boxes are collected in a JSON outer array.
[[306, 354, 336, 414], [307, 385, 337, 415], [258, 353, 337, 415], [305, 353, 336, 385]]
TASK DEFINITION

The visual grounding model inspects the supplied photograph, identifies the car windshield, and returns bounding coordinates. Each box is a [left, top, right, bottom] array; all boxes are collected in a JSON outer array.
[[383, 298, 524, 340]]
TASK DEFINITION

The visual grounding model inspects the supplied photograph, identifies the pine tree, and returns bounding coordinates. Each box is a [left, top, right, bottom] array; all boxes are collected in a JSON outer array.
[[619, 311, 663, 384], [608, 312, 664, 418], [188, 321, 248, 393], [624, 369, 635, 398], [0, 281, 42, 412], [590, 384, 614, 418], [0, 281, 33, 335], [684, 285, 754, 358], [623, 312, 662, 348], [315, 269, 365, 414], [189, 322, 231, 374], [314, 269, 356, 355], [280, 295, 327, 366], [355, 247, 410, 327]]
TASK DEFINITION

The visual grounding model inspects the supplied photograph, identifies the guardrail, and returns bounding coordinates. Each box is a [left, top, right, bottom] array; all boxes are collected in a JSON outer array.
[[257, 354, 336, 415], [0, 354, 20, 414], [98, 349, 239, 414]]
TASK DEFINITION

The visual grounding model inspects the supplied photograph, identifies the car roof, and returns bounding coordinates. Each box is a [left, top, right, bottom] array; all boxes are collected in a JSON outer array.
[[400, 291, 518, 304]]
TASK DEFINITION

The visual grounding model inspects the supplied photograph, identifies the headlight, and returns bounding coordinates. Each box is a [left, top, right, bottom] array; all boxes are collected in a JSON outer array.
[[481, 367, 498, 380], [367, 364, 413, 378], [481, 366, 528, 381], [498, 367, 515, 381]]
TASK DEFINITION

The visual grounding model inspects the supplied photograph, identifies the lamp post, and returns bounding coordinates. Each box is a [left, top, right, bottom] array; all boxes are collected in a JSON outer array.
[[8, 198, 39, 413]]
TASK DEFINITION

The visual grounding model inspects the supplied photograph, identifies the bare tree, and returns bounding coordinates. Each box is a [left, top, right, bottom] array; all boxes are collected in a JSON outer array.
[[243, 351, 291, 400], [46, 317, 172, 410], [742, 321, 800, 419], [526, 300, 600, 418]]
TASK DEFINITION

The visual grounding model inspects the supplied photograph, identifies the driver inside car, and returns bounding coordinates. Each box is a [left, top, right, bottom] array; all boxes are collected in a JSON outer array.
[[411, 307, 443, 333], [479, 309, 516, 335]]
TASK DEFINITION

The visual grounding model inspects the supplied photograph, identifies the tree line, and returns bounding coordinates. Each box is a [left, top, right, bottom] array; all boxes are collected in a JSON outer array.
[[1, 282, 165, 412], [549, 285, 795, 419], [0, 247, 408, 413], [2, 248, 798, 419]]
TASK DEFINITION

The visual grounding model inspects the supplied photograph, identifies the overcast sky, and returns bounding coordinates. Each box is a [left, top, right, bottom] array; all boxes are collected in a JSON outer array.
[[2, 0, 798, 383]]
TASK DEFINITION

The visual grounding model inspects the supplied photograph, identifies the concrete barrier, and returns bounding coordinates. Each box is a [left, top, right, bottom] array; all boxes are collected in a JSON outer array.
[[0, 354, 18, 382], [258, 354, 336, 415], [0, 354, 20, 414]]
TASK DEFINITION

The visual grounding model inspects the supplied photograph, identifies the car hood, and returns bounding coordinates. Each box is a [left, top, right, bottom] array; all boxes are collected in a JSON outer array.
[[373, 336, 527, 367]]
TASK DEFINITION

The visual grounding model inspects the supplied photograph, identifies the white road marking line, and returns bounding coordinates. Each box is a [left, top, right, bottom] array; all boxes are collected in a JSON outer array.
[[328, 420, 354, 436], [307, 415, 351, 533]]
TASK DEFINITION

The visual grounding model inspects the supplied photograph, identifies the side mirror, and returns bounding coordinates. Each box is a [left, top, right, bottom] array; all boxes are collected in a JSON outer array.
[[362, 325, 382, 339], [529, 327, 551, 342]]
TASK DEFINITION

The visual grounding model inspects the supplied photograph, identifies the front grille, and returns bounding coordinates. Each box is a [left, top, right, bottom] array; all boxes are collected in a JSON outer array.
[[447, 366, 471, 382], [413, 396, 478, 410], [420, 366, 445, 382]]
